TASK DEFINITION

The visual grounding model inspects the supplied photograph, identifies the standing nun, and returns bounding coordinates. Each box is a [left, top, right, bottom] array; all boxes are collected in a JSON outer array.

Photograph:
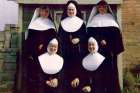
[[22, 6, 57, 93], [86, 0, 124, 93], [58, 0, 87, 93]]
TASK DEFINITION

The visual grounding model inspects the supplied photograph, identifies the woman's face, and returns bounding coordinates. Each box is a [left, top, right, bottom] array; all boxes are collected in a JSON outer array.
[[39, 9, 49, 18], [67, 6, 76, 17], [48, 43, 58, 55], [88, 42, 96, 53], [97, 5, 107, 14]]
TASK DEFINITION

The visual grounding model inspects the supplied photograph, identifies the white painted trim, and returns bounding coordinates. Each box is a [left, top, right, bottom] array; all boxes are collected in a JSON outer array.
[[54, 11, 63, 22], [17, 0, 123, 4], [81, 11, 86, 23], [17, 5, 23, 92], [54, 11, 63, 30], [18, 5, 23, 50]]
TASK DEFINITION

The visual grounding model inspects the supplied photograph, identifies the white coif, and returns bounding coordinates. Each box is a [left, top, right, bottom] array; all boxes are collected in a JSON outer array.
[[82, 53, 105, 71], [28, 17, 55, 31], [38, 53, 63, 74]]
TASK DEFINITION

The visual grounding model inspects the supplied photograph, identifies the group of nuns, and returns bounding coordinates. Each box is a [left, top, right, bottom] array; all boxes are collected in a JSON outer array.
[[19, 0, 124, 93]]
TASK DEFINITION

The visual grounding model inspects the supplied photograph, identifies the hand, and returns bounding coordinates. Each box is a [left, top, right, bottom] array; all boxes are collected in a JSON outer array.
[[82, 86, 91, 93], [71, 38, 80, 44], [38, 44, 43, 50], [101, 40, 107, 46], [46, 78, 58, 88], [28, 55, 33, 60], [71, 78, 80, 88]]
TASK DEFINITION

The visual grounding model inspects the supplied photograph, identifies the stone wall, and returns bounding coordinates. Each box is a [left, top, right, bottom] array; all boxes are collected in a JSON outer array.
[[0, 24, 19, 93]]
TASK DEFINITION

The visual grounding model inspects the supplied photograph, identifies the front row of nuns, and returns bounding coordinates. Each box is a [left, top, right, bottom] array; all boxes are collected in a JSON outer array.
[[18, 0, 124, 93]]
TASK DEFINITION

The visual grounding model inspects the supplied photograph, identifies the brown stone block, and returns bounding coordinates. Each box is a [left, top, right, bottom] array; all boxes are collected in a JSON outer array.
[[0, 61, 4, 72], [125, 45, 140, 54]]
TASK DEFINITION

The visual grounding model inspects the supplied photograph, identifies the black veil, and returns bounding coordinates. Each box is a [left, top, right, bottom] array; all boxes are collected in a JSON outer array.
[[60, 0, 83, 20]]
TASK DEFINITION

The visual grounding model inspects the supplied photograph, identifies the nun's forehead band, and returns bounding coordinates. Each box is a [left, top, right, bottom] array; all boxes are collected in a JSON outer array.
[[97, 1, 108, 6], [88, 37, 96, 43], [49, 38, 58, 45], [68, 3, 76, 8], [39, 7, 49, 11]]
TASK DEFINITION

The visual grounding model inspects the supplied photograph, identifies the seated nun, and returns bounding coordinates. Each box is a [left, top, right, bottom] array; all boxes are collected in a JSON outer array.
[[81, 37, 105, 93], [82, 37, 105, 71], [38, 38, 64, 90]]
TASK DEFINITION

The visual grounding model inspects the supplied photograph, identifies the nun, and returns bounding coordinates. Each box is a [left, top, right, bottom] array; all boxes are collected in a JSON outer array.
[[58, 0, 87, 93], [21, 6, 57, 93], [86, 0, 124, 93], [82, 37, 105, 93], [38, 38, 64, 93], [25, 6, 57, 55]]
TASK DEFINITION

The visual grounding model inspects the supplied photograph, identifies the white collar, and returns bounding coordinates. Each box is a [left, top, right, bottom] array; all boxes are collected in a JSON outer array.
[[61, 16, 83, 32], [87, 13, 119, 28], [82, 52, 105, 71], [28, 17, 55, 31], [38, 52, 63, 74]]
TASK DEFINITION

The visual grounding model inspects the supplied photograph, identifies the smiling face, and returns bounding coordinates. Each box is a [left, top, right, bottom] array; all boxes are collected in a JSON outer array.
[[88, 42, 96, 53], [97, 5, 108, 14], [39, 8, 49, 18], [67, 7, 75, 17], [47, 43, 58, 55], [67, 3, 77, 17]]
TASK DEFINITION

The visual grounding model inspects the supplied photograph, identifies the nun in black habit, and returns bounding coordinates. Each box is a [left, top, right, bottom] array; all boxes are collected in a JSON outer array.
[[58, 0, 87, 93], [82, 37, 105, 93], [21, 6, 58, 93], [86, 0, 124, 93], [38, 38, 64, 93]]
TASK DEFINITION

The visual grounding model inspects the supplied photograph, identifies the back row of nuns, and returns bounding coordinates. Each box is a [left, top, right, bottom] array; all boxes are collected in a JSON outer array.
[[16, 0, 124, 93]]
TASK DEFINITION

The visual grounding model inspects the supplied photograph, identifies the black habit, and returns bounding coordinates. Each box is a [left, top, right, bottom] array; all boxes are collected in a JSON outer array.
[[19, 7, 62, 93], [86, 1, 124, 93], [58, 0, 87, 93]]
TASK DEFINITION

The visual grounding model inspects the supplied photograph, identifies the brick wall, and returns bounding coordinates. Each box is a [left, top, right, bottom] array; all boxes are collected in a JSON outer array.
[[122, 0, 140, 69]]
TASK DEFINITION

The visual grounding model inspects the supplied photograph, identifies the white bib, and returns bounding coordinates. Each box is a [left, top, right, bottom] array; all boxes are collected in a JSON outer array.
[[82, 52, 105, 71], [87, 13, 119, 28], [38, 53, 63, 74], [61, 16, 83, 32], [28, 17, 55, 31]]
